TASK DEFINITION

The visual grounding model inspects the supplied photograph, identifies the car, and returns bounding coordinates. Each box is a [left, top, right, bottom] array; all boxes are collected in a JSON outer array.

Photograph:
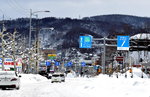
[[39, 71, 48, 78], [60, 73, 65, 82], [47, 73, 52, 79], [51, 73, 61, 83], [0, 71, 21, 90]]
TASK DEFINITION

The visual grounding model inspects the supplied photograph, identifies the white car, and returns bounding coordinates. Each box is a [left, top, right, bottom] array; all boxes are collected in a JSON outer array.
[[51, 73, 61, 83], [0, 71, 21, 90]]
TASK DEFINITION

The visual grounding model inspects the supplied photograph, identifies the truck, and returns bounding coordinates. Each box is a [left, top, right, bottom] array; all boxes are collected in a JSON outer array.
[[38, 61, 48, 78]]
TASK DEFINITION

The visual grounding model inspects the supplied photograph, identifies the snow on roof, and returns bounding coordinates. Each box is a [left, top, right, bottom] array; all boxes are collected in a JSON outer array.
[[130, 33, 150, 39]]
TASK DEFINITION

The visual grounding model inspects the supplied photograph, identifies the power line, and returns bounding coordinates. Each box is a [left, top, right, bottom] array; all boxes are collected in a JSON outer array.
[[10, 0, 29, 12], [5, 0, 29, 17], [0, 9, 12, 20]]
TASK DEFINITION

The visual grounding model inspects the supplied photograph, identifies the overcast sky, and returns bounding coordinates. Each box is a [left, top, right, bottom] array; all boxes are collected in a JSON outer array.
[[0, 0, 150, 20]]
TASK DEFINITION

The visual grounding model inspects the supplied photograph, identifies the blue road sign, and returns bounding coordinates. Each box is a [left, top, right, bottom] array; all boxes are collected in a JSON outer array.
[[67, 62, 73, 67], [55, 61, 60, 66], [46, 61, 51, 66], [64, 64, 67, 67], [117, 36, 129, 50], [0, 58, 2, 65], [80, 36, 92, 48], [64, 63, 68, 67], [81, 62, 86, 67]]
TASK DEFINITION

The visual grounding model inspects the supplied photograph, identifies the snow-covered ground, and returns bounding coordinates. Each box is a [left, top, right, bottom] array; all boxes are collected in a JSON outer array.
[[0, 67, 150, 97]]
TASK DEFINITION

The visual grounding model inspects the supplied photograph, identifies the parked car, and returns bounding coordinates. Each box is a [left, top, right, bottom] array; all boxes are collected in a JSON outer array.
[[51, 73, 61, 83], [39, 71, 48, 78], [47, 73, 52, 79], [0, 71, 21, 90], [60, 73, 65, 82]]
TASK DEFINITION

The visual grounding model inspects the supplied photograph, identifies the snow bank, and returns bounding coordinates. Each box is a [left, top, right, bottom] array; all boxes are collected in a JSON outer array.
[[75, 73, 150, 97], [127, 67, 148, 78], [66, 71, 77, 78], [20, 74, 48, 84], [111, 67, 148, 78], [1, 70, 150, 97]]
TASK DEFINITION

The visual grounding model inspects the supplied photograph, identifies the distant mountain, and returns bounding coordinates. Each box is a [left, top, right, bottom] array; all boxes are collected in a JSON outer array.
[[84, 14, 150, 28], [1, 14, 150, 51]]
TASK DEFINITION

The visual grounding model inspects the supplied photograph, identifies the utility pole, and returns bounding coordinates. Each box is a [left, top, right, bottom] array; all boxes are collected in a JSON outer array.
[[29, 9, 50, 73], [93, 37, 117, 74], [29, 9, 50, 49], [102, 37, 106, 74], [29, 9, 32, 49], [35, 14, 39, 74], [28, 9, 32, 73]]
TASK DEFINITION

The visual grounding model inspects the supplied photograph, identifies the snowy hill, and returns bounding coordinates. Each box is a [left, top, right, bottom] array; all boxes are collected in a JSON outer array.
[[1, 14, 150, 52], [84, 14, 150, 28]]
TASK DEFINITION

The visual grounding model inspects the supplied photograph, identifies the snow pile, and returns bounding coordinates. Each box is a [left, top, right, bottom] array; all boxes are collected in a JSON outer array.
[[78, 75, 150, 97], [112, 67, 148, 78], [127, 67, 148, 78], [66, 71, 77, 78], [20, 74, 48, 84], [66, 72, 76, 78]]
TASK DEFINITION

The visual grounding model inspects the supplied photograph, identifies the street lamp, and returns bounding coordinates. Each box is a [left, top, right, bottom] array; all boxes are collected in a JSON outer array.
[[28, 9, 50, 73], [29, 9, 50, 49]]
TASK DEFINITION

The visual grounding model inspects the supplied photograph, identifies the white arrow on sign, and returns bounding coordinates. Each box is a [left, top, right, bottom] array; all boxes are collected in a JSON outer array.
[[121, 40, 126, 47]]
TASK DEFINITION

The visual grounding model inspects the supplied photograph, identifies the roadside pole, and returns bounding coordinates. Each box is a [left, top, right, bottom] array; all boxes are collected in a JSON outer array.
[[102, 37, 106, 74], [93, 37, 117, 74]]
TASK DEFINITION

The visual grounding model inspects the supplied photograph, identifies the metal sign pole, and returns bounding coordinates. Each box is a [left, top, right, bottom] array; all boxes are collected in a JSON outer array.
[[102, 37, 106, 74]]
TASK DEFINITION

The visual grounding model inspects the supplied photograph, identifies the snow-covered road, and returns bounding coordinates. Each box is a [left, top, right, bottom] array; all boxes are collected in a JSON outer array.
[[1, 77, 150, 97], [19, 79, 86, 97], [0, 77, 91, 97], [1, 68, 150, 97]]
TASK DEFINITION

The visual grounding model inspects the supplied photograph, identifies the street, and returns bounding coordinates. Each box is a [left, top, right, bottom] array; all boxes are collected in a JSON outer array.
[[0, 77, 88, 97], [0, 69, 150, 97]]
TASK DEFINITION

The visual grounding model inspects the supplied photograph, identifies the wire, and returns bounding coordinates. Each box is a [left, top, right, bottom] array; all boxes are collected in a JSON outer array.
[[5, 0, 29, 17], [10, 0, 29, 12], [0, 9, 12, 20]]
